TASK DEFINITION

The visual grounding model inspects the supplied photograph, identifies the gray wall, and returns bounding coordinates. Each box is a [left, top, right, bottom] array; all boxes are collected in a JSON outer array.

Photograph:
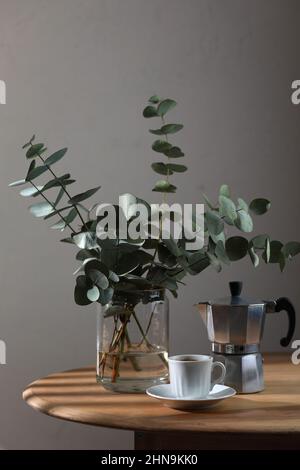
[[0, 0, 300, 450]]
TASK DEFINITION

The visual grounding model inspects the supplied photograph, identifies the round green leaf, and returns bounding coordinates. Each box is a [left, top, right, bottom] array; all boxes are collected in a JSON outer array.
[[143, 106, 158, 118], [268, 240, 283, 263], [251, 234, 268, 249], [84, 259, 109, 278], [152, 180, 177, 193], [148, 95, 160, 104], [249, 198, 271, 215], [157, 99, 177, 117], [99, 287, 114, 305], [87, 286, 100, 302], [74, 285, 92, 305], [164, 146, 185, 158], [88, 269, 109, 289], [108, 271, 119, 283], [236, 210, 253, 233], [151, 162, 170, 175], [282, 241, 300, 258], [167, 163, 187, 173], [149, 128, 163, 136], [160, 124, 183, 135], [226, 236, 248, 261], [152, 140, 172, 153]]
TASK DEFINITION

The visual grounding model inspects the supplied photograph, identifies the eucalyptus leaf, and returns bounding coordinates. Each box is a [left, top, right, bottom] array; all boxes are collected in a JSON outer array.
[[74, 285, 91, 305], [151, 162, 170, 175], [148, 95, 160, 104], [64, 207, 78, 224], [219, 184, 230, 198], [20, 185, 43, 197], [152, 180, 177, 193], [157, 99, 177, 116], [263, 237, 271, 263], [68, 186, 101, 204], [249, 198, 271, 215], [237, 198, 248, 212], [108, 270, 120, 283], [268, 240, 283, 263], [202, 193, 217, 210], [76, 249, 98, 261], [251, 234, 268, 250], [205, 210, 224, 235], [29, 202, 54, 218], [87, 286, 100, 302], [88, 270, 109, 290], [8, 179, 26, 187], [72, 231, 99, 249], [207, 252, 222, 272], [164, 146, 184, 158], [167, 163, 187, 173], [160, 124, 183, 135], [84, 259, 110, 278], [50, 220, 66, 230], [41, 174, 71, 191], [26, 160, 36, 180], [99, 287, 114, 305], [43, 205, 72, 220], [60, 237, 75, 244], [236, 210, 253, 233], [282, 241, 300, 258], [215, 241, 230, 265], [219, 195, 237, 223], [248, 246, 260, 267], [54, 187, 65, 207], [152, 140, 172, 153], [26, 143, 44, 159], [143, 106, 158, 118], [115, 252, 141, 275], [226, 236, 248, 261], [149, 128, 164, 136], [44, 148, 67, 167], [26, 165, 48, 181]]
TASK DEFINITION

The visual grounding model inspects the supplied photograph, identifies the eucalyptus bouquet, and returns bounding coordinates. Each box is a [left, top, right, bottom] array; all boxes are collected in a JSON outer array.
[[10, 95, 300, 388]]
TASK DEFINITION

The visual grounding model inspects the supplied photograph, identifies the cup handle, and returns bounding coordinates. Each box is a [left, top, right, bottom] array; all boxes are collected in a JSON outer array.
[[211, 361, 226, 389]]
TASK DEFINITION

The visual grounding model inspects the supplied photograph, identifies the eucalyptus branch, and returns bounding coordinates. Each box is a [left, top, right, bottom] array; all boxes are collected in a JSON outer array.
[[29, 180, 76, 233], [29, 142, 89, 232]]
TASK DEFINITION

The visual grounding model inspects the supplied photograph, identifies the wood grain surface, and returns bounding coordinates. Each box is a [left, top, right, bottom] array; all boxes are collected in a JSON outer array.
[[23, 354, 300, 436]]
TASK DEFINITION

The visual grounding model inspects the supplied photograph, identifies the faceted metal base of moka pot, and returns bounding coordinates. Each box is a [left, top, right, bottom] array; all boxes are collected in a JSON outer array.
[[213, 352, 264, 394]]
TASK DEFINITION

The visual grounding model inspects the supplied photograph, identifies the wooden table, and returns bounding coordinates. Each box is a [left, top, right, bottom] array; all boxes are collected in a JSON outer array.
[[23, 354, 300, 450]]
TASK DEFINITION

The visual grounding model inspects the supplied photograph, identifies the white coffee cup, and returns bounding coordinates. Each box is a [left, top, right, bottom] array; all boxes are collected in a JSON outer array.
[[168, 354, 226, 399]]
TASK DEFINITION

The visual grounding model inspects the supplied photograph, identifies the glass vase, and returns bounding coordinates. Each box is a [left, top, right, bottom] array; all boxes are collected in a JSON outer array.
[[97, 288, 169, 393]]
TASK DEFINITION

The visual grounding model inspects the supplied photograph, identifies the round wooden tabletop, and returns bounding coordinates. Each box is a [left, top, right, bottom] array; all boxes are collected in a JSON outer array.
[[23, 354, 300, 435]]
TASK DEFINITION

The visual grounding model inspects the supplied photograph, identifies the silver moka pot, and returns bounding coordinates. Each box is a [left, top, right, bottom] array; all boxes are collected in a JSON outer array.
[[197, 282, 296, 393]]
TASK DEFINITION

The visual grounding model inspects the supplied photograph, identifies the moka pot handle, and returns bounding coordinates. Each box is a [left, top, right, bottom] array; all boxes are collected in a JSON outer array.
[[275, 297, 296, 347]]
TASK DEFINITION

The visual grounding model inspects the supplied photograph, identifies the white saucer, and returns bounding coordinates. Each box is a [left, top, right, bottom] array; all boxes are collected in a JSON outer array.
[[146, 384, 236, 410]]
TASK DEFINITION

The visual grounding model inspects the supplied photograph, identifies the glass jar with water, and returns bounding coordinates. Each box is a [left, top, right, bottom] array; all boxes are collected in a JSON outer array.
[[97, 288, 169, 393]]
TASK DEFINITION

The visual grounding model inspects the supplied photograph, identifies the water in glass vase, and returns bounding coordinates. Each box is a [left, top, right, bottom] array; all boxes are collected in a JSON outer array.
[[97, 343, 168, 393]]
